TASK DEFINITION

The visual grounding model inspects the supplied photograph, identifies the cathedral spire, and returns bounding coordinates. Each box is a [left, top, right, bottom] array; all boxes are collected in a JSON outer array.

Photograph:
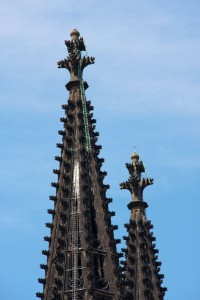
[[120, 153, 167, 300], [37, 30, 121, 300]]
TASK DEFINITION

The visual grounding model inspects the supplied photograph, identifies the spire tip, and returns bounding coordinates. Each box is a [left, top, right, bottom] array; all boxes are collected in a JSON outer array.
[[70, 28, 80, 40]]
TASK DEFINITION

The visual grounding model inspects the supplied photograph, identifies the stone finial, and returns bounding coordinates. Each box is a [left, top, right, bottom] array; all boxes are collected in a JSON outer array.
[[120, 153, 153, 201], [57, 29, 95, 82], [70, 29, 80, 40]]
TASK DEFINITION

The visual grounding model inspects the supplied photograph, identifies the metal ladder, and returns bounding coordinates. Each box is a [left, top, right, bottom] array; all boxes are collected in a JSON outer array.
[[71, 159, 80, 300], [78, 63, 91, 152], [71, 196, 79, 300]]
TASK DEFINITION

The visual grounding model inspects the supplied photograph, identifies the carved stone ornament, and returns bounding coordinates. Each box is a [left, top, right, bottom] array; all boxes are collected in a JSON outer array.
[[120, 152, 153, 201]]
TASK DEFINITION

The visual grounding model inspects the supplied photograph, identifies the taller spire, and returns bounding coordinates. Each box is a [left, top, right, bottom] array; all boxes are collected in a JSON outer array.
[[37, 30, 121, 300]]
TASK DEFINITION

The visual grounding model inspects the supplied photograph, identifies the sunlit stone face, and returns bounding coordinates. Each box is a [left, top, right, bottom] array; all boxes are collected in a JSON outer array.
[[131, 152, 139, 164]]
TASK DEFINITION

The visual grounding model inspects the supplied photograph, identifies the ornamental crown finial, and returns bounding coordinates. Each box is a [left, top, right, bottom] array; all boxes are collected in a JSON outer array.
[[70, 29, 80, 40]]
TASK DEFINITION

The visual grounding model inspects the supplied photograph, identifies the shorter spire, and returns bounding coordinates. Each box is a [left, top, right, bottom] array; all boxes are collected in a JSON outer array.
[[120, 153, 167, 300]]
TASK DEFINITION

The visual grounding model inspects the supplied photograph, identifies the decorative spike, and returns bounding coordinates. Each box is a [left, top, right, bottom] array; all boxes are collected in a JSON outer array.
[[38, 278, 46, 284], [124, 223, 131, 229], [156, 267, 161, 273], [44, 236, 51, 242], [93, 131, 99, 137], [93, 136, 98, 143], [97, 157, 104, 164], [40, 264, 48, 270], [121, 248, 128, 254], [87, 105, 94, 111], [116, 252, 124, 259], [120, 260, 127, 266], [36, 292, 44, 298], [42, 250, 50, 256], [108, 211, 116, 217], [56, 143, 64, 149], [123, 236, 130, 241], [152, 248, 159, 254], [58, 130, 66, 136], [60, 117, 67, 123], [55, 156, 62, 162], [115, 238, 121, 244], [157, 274, 164, 280], [104, 197, 113, 204], [146, 220, 153, 229], [53, 169, 60, 175], [111, 225, 118, 230], [102, 184, 110, 191], [51, 182, 59, 188], [152, 255, 159, 262], [45, 222, 53, 229], [99, 170, 107, 178], [47, 209, 55, 215], [49, 195, 57, 201], [61, 104, 67, 110]]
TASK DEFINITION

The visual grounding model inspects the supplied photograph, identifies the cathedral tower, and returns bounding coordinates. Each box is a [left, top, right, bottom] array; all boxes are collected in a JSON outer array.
[[36, 29, 166, 300]]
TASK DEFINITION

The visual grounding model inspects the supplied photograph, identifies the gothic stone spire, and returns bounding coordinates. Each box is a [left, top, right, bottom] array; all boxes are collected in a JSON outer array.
[[120, 153, 167, 300], [37, 30, 121, 300]]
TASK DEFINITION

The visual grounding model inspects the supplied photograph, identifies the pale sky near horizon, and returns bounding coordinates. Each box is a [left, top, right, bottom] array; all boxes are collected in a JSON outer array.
[[1, 1, 200, 299]]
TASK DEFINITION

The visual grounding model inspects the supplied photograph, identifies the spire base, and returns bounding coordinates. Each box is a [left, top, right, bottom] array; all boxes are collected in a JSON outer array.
[[65, 80, 89, 91], [127, 200, 148, 210]]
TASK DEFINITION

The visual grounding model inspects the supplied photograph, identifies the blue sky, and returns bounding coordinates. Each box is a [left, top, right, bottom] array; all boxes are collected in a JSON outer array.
[[0, 1, 200, 299]]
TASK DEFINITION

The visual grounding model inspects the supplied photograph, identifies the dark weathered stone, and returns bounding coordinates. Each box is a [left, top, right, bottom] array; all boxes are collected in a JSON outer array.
[[120, 153, 166, 300]]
